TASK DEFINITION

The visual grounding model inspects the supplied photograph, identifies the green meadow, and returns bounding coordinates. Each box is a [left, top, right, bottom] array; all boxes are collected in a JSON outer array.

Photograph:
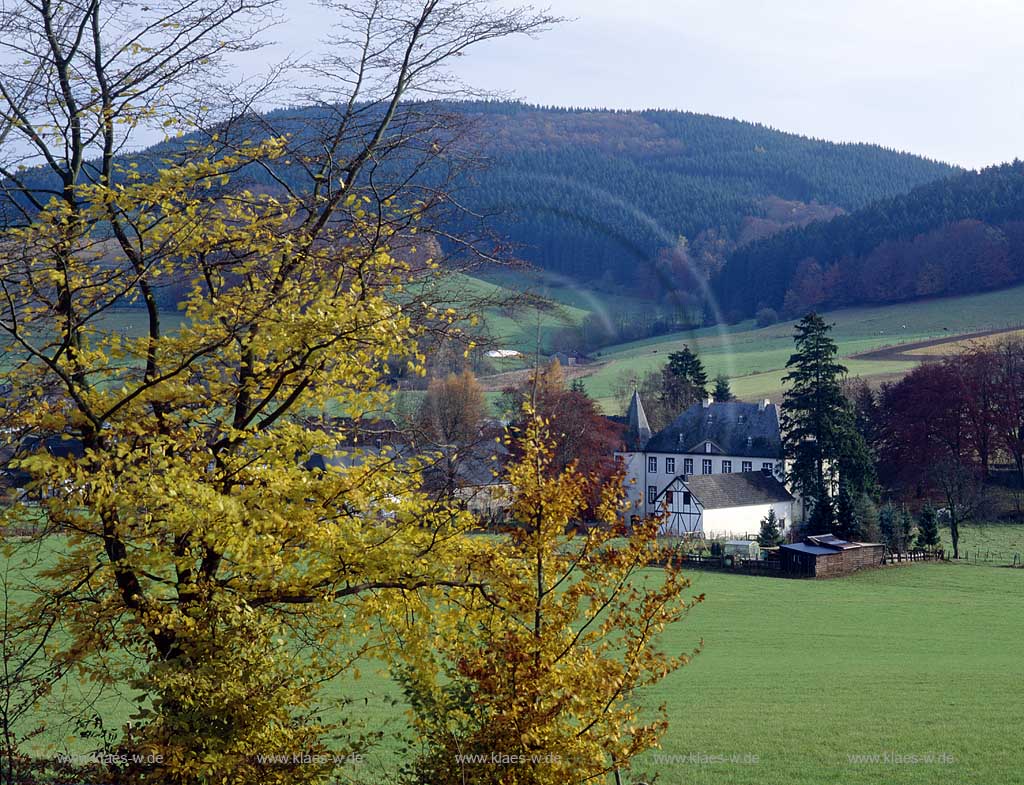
[[576, 283, 1024, 413], [3, 532, 1023, 784]]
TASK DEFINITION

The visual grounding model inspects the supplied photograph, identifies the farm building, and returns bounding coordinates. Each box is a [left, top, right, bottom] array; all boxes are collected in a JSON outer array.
[[653, 470, 796, 539], [616, 393, 810, 526], [779, 534, 885, 578]]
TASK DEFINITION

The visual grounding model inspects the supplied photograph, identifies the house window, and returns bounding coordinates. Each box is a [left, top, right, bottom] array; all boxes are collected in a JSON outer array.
[[722, 460, 732, 473], [702, 459, 712, 475], [742, 461, 753, 472], [647, 486, 657, 505], [665, 457, 675, 474], [666, 490, 673, 504], [683, 458, 693, 475], [705, 442, 713, 454], [683, 491, 692, 506], [762, 462, 774, 472], [648, 456, 657, 473]]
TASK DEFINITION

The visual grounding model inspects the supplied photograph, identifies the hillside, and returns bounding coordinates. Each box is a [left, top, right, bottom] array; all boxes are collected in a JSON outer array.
[[714, 162, 1024, 320], [4, 102, 958, 311], [451, 104, 958, 290]]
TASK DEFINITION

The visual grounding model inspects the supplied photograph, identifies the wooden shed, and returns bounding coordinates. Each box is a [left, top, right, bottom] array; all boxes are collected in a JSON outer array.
[[779, 534, 885, 578]]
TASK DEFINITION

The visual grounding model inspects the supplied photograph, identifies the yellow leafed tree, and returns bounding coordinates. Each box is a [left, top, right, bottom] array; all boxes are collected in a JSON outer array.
[[0, 0, 557, 781], [399, 408, 703, 785], [2, 140, 494, 784]]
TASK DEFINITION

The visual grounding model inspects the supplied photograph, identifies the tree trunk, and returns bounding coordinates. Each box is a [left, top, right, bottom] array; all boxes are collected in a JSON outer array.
[[949, 509, 960, 560]]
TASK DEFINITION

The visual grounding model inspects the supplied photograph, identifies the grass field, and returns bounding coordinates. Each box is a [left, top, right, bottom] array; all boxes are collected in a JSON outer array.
[[425, 271, 590, 356], [8, 277, 1023, 416], [627, 562, 1024, 785], [572, 284, 1024, 413], [942, 521, 1024, 566], [4, 529, 1024, 784]]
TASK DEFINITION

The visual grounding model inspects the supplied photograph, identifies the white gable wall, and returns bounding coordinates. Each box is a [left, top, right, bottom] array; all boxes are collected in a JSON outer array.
[[617, 449, 786, 519], [654, 474, 794, 539], [702, 500, 794, 540]]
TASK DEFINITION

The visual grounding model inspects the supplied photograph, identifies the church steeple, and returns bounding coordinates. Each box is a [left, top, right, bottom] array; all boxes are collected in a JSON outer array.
[[625, 389, 652, 450]]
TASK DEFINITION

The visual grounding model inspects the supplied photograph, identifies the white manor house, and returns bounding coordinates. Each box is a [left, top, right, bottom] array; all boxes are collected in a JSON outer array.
[[617, 392, 802, 539]]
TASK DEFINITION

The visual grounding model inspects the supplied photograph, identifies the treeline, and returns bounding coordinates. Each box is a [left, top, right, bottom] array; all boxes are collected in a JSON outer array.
[[715, 163, 1024, 319], [850, 338, 1024, 556]]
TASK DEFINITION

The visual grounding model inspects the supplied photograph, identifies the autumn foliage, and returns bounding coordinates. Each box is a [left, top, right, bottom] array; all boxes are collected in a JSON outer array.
[[401, 408, 701, 785]]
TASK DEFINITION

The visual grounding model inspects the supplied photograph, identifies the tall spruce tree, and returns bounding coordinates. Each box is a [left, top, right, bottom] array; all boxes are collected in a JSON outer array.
[[878, 504, 913, 550], [660, 345, 709, 415], [666, 346, 709, 393], [916, 505, 941, 550], [782, 314, 874, 532], [757, 509, 784, 547], [713, 373, 735, 402]]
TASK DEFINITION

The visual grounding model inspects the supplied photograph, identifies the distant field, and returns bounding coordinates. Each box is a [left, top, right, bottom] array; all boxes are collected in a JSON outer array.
[[902, 328, 1024, 358], [4, 532, 1023, 784], [427, 271, 590, 356], [570, 284, 1024, 414]]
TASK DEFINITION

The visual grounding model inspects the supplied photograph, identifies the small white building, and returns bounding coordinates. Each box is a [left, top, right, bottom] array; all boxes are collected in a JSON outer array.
[[653, 471, 796, 539]]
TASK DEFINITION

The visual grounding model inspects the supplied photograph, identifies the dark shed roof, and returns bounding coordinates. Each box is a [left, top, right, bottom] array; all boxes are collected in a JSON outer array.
[[805, 534, 861, 550], [780, 542, 837, 556], [780, 534, 881, 557], [643, 400, 782, 458], [683, 471, 794, 510]]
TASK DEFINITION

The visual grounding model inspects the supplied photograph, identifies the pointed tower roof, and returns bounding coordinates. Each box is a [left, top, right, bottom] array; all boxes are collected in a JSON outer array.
[[624, 389, 652, 451]]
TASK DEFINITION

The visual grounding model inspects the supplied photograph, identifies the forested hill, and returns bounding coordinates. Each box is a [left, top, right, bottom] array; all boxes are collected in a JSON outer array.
[[712, 162, 1024, 321], [3, 101, 959, 304], [452, 103, 958, 285]]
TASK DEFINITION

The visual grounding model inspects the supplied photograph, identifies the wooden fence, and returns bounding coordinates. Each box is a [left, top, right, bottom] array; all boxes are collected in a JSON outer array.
[[656, 548, 947, 576], [956, 549, 1023, 567], [882, 549, 945, 564], [657, 552, 782, 575]]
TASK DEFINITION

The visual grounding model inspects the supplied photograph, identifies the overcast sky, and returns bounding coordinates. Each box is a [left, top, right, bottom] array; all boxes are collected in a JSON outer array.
[[255, 0, 1024, 170]]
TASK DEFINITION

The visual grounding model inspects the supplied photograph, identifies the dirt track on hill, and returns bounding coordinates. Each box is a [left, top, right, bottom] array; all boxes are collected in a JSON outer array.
[[850, 327, 1023, 364]]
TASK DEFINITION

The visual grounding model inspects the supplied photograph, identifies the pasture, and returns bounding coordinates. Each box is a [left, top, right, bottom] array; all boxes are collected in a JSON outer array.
[[571, 283, 1024, 413], [3, 529, 1023, 784]]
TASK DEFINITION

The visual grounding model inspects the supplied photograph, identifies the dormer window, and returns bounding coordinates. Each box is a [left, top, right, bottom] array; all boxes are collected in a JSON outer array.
[[705, 442, 712, 454]]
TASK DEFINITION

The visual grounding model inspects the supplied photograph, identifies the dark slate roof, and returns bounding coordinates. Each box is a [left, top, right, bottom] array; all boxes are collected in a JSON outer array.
[[19, 434, 85, 460], [683, 471, 794, 510], [642, 400, 782, 458]]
